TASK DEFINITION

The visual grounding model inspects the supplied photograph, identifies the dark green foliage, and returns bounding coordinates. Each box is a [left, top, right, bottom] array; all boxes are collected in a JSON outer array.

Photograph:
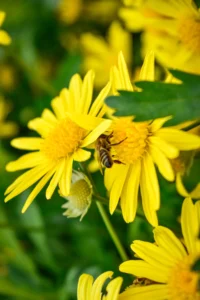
[[106, 70, 200, 125]]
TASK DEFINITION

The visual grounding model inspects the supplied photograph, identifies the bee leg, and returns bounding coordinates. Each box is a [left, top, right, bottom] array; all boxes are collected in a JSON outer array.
[[111, 137, 127, 146], [107, 131, 114, 139], [113, 160, 125, 165]]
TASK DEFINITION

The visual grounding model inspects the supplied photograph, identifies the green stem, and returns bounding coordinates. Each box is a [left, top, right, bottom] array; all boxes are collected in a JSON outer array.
[[95, 201, 128, 261], [80, 162, 128, 261]]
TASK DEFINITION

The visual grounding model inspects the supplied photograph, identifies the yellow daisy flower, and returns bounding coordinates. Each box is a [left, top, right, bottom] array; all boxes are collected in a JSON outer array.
[[77, 271, 123, 300], [119, 197, 200, 300], [81, 21, 132, 88], [0, 63, 16, 91], [105, 52, 200, 226], [5, 71, 111, 212], [0, 12, 11, 45], [57, 0, 82, 24], [57, 0, 120, 25], [120, 0, 200, 74], [0, 97, 18, 138]]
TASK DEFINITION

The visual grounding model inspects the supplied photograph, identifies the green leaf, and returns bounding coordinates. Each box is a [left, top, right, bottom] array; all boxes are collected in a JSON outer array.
[[106, 70, 200, 125], [18, 199, 57, 272], [0, 205, 39, 281], [191, 257, 200, 272]]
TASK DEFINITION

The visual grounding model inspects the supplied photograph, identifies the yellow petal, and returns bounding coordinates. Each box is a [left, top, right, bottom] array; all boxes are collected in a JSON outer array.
[[60, 87, 72, 111], [131, 240, 174, 269], [80, 70, 95, 114], [0, 11, 5, 26], [11, 138, 43, 150], [58, 156, 73, 196], [69, 73, 82, 113], [153, 226, 187, 260], [104, 164, 119, 191], [149, 144, 175, 181], [73, 148, 91, 162], [150, 116, 172, 132], [6, 152, 45, 171], [139, 51, 154, 81], [140, 154, 160, 225], [4, 164, 54, 202], [28, 118, 54, 137], [181, 197, 199, 254], [109, 165, 129, 214], [110, 66, 122, 94], [120, 259, 168, 283], [81, 119, 112, 147], [41, 108, 58, 124], [118, 284, 169, 300], [118, 51, 133, 91], [190, 183, 200, 199], [149, 136, 179, 159], [91, 271, 113, 300], [68, 112, 108, 131], [147, 0, 194, 18], [0, 30, 11, 45], [21, 168, 56, 213], [51, 95, 68, 119], [176, 172, 189, 197], [77, 274, 93, 300], [157, 128, 200, 150], [46, 159, 65, 199], [106, 276, 123, 300], [0, 122, 18, 138], [121, 162, 141, 223], [89, 81, 111, 117]]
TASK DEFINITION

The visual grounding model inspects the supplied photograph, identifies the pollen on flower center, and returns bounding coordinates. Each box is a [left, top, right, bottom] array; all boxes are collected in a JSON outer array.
[[42, 117, 86, 161], [168, 255, 200, 300], [178, 17, 200, 54], [110, 119, 150, 164]]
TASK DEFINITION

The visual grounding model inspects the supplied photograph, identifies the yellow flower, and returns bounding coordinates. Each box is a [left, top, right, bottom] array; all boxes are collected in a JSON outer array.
[[5, 71, 111, 212], [0, 63, 16, 91], [0, 97, 18, 138], [170, 123, 200, 199], [120, 0, 200, 74], [77, 271, 123, 300], [105, 52, 200, 226], [119, 197, 200, 300], [57, 0, 82, 24], [57, 0, 120, 25], [61, 170, 93, 220], [82, 0, 120, 24], [0, 12, 11, 45], [81, 21, 132, 88]]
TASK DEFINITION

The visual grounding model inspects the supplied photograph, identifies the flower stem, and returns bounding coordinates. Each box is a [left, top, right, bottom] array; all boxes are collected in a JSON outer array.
[[80, 162, 128, 261], [95, 200, 128, 261]]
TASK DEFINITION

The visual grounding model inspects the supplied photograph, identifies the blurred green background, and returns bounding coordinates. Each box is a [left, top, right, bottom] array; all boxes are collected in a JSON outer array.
[[0, 0, 199, 299]]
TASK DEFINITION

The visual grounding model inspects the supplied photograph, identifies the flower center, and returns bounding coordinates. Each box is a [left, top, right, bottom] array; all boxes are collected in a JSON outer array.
[[178, 16, 200, 54], [168, 254, 200, 300], [42, 117, 86, 161], [110, 119, 150, 164], [70, 179, 92, 210]]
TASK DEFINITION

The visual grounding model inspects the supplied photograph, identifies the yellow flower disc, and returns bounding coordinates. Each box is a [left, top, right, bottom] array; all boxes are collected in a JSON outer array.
[[168, 254, 200, 300], [42, 117, 86, 161], [111, 119, 150, 164]]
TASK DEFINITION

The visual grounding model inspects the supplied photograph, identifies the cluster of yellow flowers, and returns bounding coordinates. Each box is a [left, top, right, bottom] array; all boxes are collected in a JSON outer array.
[[1, 0, 200, 298]]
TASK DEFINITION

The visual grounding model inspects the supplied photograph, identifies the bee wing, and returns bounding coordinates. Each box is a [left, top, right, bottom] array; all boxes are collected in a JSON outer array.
[[95, 143, 103, 175]]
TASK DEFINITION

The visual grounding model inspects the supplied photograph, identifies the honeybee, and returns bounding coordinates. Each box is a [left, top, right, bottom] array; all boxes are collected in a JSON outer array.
[[96, 132, 126, 174]]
